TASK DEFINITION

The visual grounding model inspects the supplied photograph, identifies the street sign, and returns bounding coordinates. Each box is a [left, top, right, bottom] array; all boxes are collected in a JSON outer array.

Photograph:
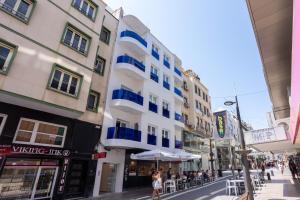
[[92, 152, 107, 159]]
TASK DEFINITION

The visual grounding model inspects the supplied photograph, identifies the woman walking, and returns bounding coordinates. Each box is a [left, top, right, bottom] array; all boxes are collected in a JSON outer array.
[[152, 170, 162, 200]]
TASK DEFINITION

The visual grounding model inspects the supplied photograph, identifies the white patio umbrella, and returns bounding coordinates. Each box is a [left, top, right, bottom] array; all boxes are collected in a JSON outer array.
[[176, 150, 201, 161], [130, 149, 179, 170]]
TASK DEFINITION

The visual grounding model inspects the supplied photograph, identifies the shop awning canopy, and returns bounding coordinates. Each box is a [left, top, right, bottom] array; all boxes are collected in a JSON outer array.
[[130, 149, 201, 161]]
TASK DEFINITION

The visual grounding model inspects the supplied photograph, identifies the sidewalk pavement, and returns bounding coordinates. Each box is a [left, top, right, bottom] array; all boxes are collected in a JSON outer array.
[[253, 168, 300, 200], [89, 172, 232, 200]]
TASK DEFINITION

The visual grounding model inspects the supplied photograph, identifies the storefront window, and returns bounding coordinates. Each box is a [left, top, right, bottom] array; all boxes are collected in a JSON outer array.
[[137, 162, 154, 176], [0, 158, 58, 199]]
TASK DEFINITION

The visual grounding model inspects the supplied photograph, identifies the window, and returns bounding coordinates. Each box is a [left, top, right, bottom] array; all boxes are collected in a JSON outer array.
[[147, 125, 156, 135], [94, 55, 106, 75], [151, 65, 158, 75], [194, 85, 197, 93], [72, 0, 97, 20], [0, 113, 7, 135], [198, 88, 201, 96], [0, 0, 35, 23], [14, 118, 67, 147], [100, 26, 111, 44], [163, 54, 169, 62], [149, 94, 157, 104], [0, 39, 17, 74], [196, 116, 200, 126], [203, 92, 206, 100], [87, 90, 100, 112], [163, 74, 169, 83], [184, 97, 188, 104], [162, 129, 169, 138], [62, 24, 91, 55], [163, 101, 169, 110], [48, 65, 82, 97], [152, 44, 158, 53], [203, 106, 207, 115], [195, 100, 199, 109]]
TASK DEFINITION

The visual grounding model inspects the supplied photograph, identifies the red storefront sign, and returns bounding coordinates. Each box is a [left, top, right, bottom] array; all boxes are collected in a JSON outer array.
[[92, 152, 107, 159]]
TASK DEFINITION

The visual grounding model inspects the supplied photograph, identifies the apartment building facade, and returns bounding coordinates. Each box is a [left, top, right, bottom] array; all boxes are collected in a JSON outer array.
[[181, 70, 213, 171], [0, 0, 118, 199], [92, 12, 185, 194]]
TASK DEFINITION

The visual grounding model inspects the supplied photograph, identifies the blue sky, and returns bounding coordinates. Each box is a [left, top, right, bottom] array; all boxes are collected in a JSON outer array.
[[104, 0, 272, 129]]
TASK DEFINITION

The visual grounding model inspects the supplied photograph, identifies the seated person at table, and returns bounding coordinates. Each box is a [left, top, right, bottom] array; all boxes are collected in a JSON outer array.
[[203, 171, 209, 182], [175, 172, 180, 179], [167, 168, 172, 179]]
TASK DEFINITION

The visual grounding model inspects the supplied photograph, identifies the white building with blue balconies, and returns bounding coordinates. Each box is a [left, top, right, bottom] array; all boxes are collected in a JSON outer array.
[[93, 11, 184, 194]]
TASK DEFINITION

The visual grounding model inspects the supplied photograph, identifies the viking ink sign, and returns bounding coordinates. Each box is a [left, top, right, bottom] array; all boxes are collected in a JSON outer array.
[[0, 144, 70, 157]]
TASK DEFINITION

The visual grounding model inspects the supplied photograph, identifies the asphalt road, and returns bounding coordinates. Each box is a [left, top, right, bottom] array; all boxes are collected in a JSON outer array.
[[160, 176, 231, 200]]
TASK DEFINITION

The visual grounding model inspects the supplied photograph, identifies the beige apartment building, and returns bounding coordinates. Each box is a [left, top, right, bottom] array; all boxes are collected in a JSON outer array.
[[181, 69, 214, 171], [0, 0, 118, 199]]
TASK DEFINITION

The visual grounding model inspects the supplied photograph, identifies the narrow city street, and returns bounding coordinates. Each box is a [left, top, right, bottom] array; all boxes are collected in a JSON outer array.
[[159, 176, 230, 200]]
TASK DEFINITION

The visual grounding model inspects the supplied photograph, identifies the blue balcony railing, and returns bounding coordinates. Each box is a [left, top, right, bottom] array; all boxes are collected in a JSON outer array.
[[162, 138, 169, 148], [149, 102, 158, 113], [152, 49, 160, 60], [112, 89, 143, 106], [163, 81, 170, 90], [147, 134, 157, 145], [174, 67, 182, 77], [150, 72, 159, 83], [175, 112, 182, 121], [107, 127, 141, 142], [163, 59, 170, 69], [175, 140, 182, 149], [120, 30, 147, 48], [162, 108, 170, 118], [174, 87, 183, 97], [117, 55, 145, 72]]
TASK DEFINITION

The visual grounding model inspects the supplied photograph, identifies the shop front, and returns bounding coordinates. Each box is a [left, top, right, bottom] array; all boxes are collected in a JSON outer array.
[[0, 102, 101, 199], [123, 149, 180, 189], [0, 144, 70, 200]]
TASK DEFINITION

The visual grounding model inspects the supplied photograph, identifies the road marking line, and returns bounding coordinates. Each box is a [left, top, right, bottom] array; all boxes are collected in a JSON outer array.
[[210, 188, 225, 195], [195, 195, 209, 200]]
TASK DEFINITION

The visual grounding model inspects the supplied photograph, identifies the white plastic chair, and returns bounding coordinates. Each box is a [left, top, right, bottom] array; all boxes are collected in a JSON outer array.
[[165, 180, 176, 193], [226, 179, 238, 196]]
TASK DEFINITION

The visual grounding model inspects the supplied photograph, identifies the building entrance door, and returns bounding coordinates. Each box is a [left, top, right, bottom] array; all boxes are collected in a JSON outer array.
[[100, 163, 117, 192]]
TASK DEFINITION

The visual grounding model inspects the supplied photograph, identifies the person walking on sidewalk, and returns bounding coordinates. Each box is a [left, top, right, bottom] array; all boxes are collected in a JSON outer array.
[[152, 170, 162, 200], [288, 159, 298, 179]]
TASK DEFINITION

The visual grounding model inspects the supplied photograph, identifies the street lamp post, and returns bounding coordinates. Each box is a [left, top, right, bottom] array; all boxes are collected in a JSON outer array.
[[209, 138, 215, 178], [224, 96, 254, 200]]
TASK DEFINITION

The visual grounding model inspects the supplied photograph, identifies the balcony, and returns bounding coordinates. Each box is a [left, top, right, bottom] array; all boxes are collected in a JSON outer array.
[[150, 72, 159, 83], [119, 30, 148, 56], [162, 138, 169, 148], [175, 112, 184, 128], [163, 59, 170, 69], [147, 134, 157, 145], [107, 127, 141, 142], [163, 81, 170, 90], [152, 49, 160, 60], [162, 108, 170, 118], [175, 140, 182, 149], [174, 87, 184, 102], [149, 102, 158, 113], [111, 89, 144, 113], [115, 55, 147, 80], [174, 67, 183, 82]]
